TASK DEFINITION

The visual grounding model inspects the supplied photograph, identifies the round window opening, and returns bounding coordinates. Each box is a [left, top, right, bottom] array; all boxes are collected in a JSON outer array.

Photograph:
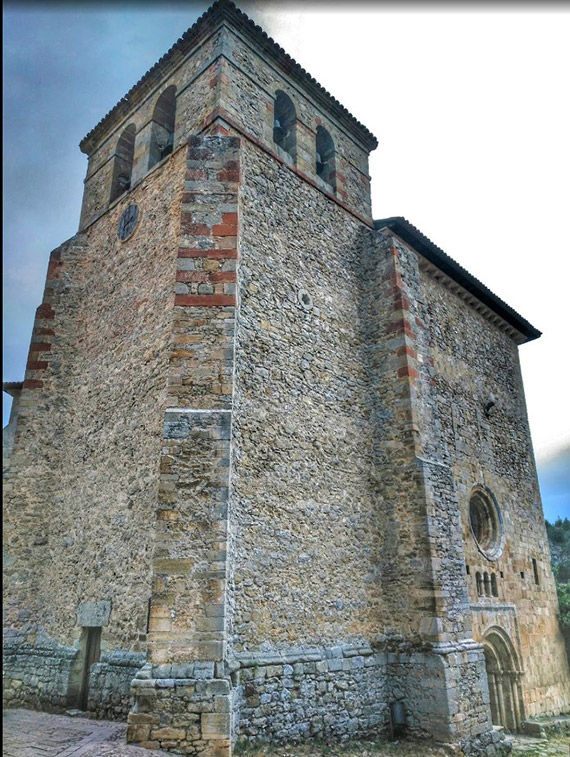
[[469, 487, 504, 561], [297, 288, 313, 311]]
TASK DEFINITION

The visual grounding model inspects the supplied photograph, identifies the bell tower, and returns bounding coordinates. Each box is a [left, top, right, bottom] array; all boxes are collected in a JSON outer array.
[[4, 2, 568, 755]]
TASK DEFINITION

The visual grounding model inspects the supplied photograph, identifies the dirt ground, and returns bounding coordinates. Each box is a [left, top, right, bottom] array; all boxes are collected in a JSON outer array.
[[3, 708, 569, 757], [234, 733, 570, 756]]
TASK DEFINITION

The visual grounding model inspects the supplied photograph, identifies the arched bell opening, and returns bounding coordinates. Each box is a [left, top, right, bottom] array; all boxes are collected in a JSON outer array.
[[315, 125, 336, 190], [109, 124, 136, 203], [272, 90, 296, 160], [483, 627, 524, 732], [148, 85, 176, 170]]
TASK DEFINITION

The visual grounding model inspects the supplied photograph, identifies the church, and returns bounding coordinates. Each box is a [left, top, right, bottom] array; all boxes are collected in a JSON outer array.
[[3, 1, 569, 755]]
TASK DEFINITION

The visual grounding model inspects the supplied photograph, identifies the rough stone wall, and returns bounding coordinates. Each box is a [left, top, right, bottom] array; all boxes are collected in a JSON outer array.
[[386, 642, 495, 745], [361, 233, 440, 642], [2, 387, 22, 466], [4, 232, 89, 705], [6, 7, 563, 755], [128, 661, 231, 755], [229, 139, 379, 653], [233, 643, 387, 746], [79, 21, 373, 233], [226, 140, 501, 754], [417, 264, 570, 717], [3, 148, 186, 717], [2, 641, 77, 713], [360, 231, 497, 749]]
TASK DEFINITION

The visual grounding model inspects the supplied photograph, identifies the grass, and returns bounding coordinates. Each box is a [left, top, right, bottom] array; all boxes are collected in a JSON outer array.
[[233, 736, 454, 756]]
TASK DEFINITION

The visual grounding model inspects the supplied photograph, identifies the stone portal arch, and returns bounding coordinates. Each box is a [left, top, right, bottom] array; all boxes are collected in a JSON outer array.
[[483, 627, 524, 732]]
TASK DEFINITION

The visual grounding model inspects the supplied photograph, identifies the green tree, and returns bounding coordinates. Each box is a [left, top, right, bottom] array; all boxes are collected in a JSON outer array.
[[546, 518, 570, 639]]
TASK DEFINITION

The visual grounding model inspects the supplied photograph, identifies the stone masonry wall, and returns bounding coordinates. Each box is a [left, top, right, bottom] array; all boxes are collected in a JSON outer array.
[[227, 138, 501, 753], [233, 644, 387, 747], [81, 21, 373, 234], [218, 30, 371, 221], [3, 148, 187, 718], [7, 5, 562, 754], [229, 139, 379, 652], [418, 263, 570, 718], [361, 231, 497, 750], [3, 642, 77, 713], [361, 232, 439, 641]]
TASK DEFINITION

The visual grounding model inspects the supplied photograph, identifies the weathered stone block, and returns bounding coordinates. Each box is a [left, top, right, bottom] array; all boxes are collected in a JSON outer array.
[[201, 712, 231, 739]]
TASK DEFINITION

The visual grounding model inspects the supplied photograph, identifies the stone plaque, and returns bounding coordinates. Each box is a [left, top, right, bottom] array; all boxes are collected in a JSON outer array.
[[77, 600, 111, 627]]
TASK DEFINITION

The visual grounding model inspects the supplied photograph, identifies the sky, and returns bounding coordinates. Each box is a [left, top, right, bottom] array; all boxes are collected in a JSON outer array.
[[3, 1, 569, 521]]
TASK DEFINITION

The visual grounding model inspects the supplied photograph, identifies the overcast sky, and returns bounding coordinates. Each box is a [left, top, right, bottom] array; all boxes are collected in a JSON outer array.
[[3, 1, 569, 520]]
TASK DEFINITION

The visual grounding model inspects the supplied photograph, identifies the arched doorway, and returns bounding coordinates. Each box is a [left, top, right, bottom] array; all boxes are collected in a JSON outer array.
[[483, 627, 524, 732]]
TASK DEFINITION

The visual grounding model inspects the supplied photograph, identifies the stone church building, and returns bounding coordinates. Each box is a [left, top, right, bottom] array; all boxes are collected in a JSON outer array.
[[3, 1, 569, 754]]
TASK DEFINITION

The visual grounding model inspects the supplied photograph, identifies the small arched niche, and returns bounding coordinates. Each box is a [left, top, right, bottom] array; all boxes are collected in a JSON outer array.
[[315, 125, 336, 190], [109, 124, 136, 203], [273, 90, 296, 160], [148, 85, 176, 170]]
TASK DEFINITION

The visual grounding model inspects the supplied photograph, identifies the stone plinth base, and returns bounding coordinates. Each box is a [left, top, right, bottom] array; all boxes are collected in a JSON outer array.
[[128, 663, 231, 756], [232, 643, 388, 746]]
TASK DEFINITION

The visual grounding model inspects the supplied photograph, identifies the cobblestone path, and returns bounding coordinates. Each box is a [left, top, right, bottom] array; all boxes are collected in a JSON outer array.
[[2, 709, 170, 757]]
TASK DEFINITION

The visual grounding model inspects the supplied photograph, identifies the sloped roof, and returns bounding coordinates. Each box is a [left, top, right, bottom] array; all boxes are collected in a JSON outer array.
[[3, 381, 23, 396], [80, 0, 378, 155], [374, 216, 541, 343]]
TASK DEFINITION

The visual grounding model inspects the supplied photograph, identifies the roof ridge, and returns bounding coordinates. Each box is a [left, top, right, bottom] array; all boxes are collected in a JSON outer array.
[[80, 1, 378, 155]]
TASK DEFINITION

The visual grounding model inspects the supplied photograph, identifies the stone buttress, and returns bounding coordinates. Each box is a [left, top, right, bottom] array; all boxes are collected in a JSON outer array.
[[127, 134, 240, 755], [361, 230, 499, 753]]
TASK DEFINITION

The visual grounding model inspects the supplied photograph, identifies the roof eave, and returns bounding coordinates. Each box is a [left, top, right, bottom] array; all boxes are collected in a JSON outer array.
[[3, 381, 24, 397], [374, 216, 541, 344]]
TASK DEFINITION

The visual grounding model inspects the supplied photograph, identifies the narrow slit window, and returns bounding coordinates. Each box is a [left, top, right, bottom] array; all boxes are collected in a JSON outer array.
[[315, 125, 336, 190], [491, 573, 498, 597], [148, 85, 176, 170], [475, 571, 483, 596], [273, 90, 296, 159], [532, 558, 539, 585], [110, 124, 135, 203]]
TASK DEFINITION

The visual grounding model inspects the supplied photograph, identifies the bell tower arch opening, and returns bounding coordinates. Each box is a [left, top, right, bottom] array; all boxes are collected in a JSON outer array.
[[483, 627, 524, 732], [148, 85, 176, 170]]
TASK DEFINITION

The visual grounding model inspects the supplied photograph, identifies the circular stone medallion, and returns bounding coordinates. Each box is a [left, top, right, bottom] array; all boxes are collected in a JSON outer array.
[[117, 204, 140, 241]]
